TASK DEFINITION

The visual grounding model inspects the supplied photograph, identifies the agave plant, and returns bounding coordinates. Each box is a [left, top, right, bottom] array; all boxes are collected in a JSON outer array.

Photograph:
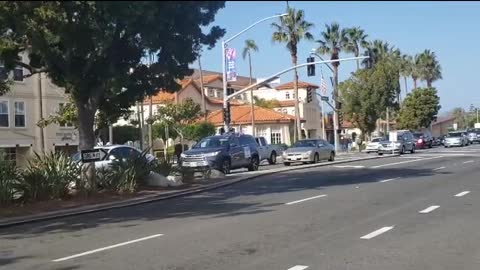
[[0, 158, 21, 204]]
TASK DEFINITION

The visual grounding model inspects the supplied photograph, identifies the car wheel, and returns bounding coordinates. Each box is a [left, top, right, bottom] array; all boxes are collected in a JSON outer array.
[[312, 153, 319, 164], [284, 162, 291, 166], [222, 159, 231, 175], [411, 146, 415, 154], [401, 146, 405, 155], [445, 145, 448, 148], [328, 151, 335, 161], [268, 152, 277, 165], [248, 156, 259, 171], [378, 153, 383, 156]]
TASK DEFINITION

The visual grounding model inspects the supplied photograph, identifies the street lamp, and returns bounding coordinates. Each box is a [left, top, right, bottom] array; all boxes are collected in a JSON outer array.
[[222, 13, 288, 130]]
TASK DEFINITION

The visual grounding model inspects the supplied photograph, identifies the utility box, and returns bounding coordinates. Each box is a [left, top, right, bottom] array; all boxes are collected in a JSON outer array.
[[475, 123, 480, 128]]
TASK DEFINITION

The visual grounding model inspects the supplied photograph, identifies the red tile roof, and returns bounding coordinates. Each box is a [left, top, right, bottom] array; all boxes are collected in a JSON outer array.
[[275, 81, 319, 90], [204, 105, 300, 126]]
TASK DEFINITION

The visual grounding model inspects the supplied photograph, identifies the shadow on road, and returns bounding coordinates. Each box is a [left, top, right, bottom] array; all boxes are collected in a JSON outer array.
[[0, 165, 454, 240]]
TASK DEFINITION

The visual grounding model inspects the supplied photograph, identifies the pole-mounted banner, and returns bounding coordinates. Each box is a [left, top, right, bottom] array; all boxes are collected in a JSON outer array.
[[226, 48, 237, 82]]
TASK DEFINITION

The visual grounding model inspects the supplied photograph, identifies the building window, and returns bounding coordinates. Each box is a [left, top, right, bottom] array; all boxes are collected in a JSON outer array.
[[271, 131, 282, 144], [58, 103, 74, 127], [216, 90, 223, 98], [208, 88, 214, 97], [282, 108, 287, 114], [13, 67, 23, 81], [0, 148, 16, 165], [285, 92, 290, 99], [0, 64, 7, 81], [14, 101, 25, 127], [256, 127, 268, 139], [292, 93, 296, 99], [0, 101, 9, 127]]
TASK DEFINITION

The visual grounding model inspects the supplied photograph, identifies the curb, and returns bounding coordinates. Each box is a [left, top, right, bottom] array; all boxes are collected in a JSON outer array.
[[0, 154, 399, 228]]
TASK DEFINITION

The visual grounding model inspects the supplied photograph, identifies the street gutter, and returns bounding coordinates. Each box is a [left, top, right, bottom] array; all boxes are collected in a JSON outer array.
[[0, 154, 399, 228]]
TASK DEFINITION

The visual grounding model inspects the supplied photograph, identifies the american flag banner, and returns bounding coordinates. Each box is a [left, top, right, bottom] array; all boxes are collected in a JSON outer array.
[[320, 76, 327, 96]]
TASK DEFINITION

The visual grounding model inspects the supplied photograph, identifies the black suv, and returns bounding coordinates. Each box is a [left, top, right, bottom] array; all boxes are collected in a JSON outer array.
[[180, 133, 260, 174]]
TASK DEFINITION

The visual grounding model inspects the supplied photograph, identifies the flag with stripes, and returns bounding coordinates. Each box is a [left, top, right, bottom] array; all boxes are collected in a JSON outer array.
[[320, 76, 327, 96]]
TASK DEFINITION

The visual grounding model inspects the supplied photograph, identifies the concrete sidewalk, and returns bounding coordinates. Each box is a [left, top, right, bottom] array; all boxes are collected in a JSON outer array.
[[0, 153, 398, 228]]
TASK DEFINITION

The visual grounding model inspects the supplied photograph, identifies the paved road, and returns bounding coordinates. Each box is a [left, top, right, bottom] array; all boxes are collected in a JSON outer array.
[[2, 144, 480, 270]]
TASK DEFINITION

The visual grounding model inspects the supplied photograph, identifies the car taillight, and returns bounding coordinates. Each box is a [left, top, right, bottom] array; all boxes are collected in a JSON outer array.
[[418, 139, 423, 143]]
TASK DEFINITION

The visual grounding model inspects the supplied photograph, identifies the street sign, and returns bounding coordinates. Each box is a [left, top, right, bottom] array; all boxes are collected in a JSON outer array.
[[475, 123, 480, 128], [80, 149, 108, 163], [321, 96, 329, 102]]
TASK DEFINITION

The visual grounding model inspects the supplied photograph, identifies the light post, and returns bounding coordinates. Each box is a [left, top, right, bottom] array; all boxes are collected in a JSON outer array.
[[222, 13, 288, 131]]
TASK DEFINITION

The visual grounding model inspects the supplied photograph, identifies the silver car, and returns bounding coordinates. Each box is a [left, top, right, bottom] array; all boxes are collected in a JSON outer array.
[[72, 145, 156, 169], [282, 139, 335, 166], [378, 130, 416, 155], [444, 132, 468, 147]]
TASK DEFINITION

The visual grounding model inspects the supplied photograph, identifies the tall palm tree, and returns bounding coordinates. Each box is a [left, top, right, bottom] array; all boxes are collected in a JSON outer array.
[[344, 27, 368, 70], [399, 54, 412, 96], [272, 7, 314, 141], [242, 39, 259, 136], [361, 39, 392, 68], [418, 49, 442, 87], [411, 54, 422, 89]]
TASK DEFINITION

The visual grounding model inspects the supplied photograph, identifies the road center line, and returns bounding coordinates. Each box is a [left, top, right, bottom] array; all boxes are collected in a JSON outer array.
[[285, 195, 327, 205], [333, 165, 365, 168], [463, 160, 474, 164], [52, 234, 163, 262], [287, 265, 309, 270], [419, 205, 440, 214], [371, 156, 443, 168], [360, 226, 394, 239], [433, 166, 446, 171], [379, 177, 400, 183], [455, 191, 470, 197]]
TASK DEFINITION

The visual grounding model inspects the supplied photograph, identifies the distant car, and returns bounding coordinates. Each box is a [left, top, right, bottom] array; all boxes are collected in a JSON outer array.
[[282, 139, 335, 166], [378, 130, 416, 155], [255, 137, 284, 165], [180, 133, 260, 174], [444, 131, 469, 147], [365, 137, 385, 153], [413, 132, 433, 149], [72, 145, 156, 169], [467, 128, 480, 144]]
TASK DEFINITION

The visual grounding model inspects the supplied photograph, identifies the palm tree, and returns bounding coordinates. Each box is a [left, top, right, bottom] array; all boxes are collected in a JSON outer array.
[[242, 39, 259, 136], [399, 55, 412, 95], [271, 7, 314, 141], [411, 54, 422, 89], [418, 49, 442, 87], [361, 39, 392, 68], [344, 27, 368, 70]]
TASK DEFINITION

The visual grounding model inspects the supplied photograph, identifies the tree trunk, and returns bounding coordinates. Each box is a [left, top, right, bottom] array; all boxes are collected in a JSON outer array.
[[413, 77, 417, 89], [333, 63, 340, 152], [76, 102, 97, 192], [248, 52, 255, 137], [198, 56, 207, 120], [355, 49, 360, 70], [427, 80, 432, 88], [404, 76, 408, 96], [148, 95, 153, 154], [292, 54, 301, 141]]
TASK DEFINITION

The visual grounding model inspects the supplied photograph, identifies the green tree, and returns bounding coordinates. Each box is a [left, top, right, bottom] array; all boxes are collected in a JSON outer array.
[[0, 2, 225, 190], [344, 27, 368, 70], [411, 54, 423, 89], [397, 87, 441, 130], [339, 59, 400, 140], [183, 121, 216, 141], [399, 54, 412, 95], [418, 49, 442, 87], [272, 7, 314, 141], [253, 96, 281, 109], [242, 39, 259, 136], [450, 107, 468, 129]]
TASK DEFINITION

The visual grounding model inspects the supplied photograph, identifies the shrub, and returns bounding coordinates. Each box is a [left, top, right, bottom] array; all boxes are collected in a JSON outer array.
[[149, 159, 173, 176], [0, 159, 21, 205], [18, 152, 80, 202]]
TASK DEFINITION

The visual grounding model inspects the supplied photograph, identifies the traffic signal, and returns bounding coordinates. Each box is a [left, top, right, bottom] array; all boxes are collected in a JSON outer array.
[[338, 111, 344, 126], [306, 88, 313, 103], [307, 56, 315, 77], [223, 101, 231, 125], [227, 87, 235, 96]]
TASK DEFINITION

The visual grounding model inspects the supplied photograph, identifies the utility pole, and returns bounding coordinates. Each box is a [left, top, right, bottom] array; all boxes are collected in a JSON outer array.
[[37, 73, 45, 153], [198, 55, 207, 120], [386, 107, 390, 134]]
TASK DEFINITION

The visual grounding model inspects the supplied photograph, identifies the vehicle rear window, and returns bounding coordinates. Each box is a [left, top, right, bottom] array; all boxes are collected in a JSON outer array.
[[448, 132, 462, 137], [194, 137, 229, 148], [371, 138, 382, 142]]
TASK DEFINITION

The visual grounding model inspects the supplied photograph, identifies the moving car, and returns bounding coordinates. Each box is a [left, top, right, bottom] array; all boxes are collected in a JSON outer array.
[[444, 131, 469, 147], [413, 132, 433, 149], [72, 145, 156, 169], [365, 137, 385, 153], [467, 128, 480, 144], [180, 133, 260, 174], [282, 139, 335, 166], [378, 130, 416, 155], [255, 137, 284, 165]]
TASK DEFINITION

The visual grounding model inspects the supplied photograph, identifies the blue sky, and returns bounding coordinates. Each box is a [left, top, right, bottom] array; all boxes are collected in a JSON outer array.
[[195, 1, 480, 113]]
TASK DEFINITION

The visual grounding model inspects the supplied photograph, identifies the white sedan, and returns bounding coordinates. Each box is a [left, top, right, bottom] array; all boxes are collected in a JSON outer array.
[[365, 137, 385, 153]]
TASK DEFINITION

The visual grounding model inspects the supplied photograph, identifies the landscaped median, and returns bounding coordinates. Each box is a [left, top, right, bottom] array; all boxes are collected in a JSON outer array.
[[0, 153, 399, 228]]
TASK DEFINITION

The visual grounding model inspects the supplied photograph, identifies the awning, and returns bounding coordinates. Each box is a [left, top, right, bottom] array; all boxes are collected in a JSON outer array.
[[0, 138, 34, 148]]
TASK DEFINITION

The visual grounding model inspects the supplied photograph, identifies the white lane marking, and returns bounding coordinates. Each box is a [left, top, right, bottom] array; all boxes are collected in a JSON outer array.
[[52, 234, 163, 262], [360, 226, 394, 239], [379, 177, 400, 183], [285, 194, 327, 205], [399, 156, 426, 159], [333, 165, 365, 168], [463, 160, 474, 164], [455, 191, 470, 197], [419, 205, 440, 214], [371, 156, 443, 168], [287, 266, 309, 270], [433, 166, 446, 171]]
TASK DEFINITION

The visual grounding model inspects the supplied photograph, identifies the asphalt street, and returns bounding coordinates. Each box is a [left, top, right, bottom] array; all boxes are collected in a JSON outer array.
[[1, 144, 480, 270]]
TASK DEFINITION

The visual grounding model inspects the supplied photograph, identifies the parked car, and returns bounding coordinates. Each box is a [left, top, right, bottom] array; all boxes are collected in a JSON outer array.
[[180, 133, 260, 174], [413, 132, 433, 149], [365, 137, 385, 153], [467, 128, 480, 144], [255, 137, 284, 165], [72, 145, 156, 169], [432, 136, 442, 146], [282, 139, 335, 166], [378, 130, 416, 155], [444, 131, 469, 147]]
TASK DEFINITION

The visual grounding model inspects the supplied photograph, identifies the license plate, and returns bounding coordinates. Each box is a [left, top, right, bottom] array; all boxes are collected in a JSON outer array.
[[183, 162, 198, 167]]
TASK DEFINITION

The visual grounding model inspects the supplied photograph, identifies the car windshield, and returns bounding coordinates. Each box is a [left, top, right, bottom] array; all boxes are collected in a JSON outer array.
[[413, 133, 423, 138], [293, 140, 317, 147], [371, 138, 382, 142], [448, 132, 462, 137], [193, 137, 229, 148]]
